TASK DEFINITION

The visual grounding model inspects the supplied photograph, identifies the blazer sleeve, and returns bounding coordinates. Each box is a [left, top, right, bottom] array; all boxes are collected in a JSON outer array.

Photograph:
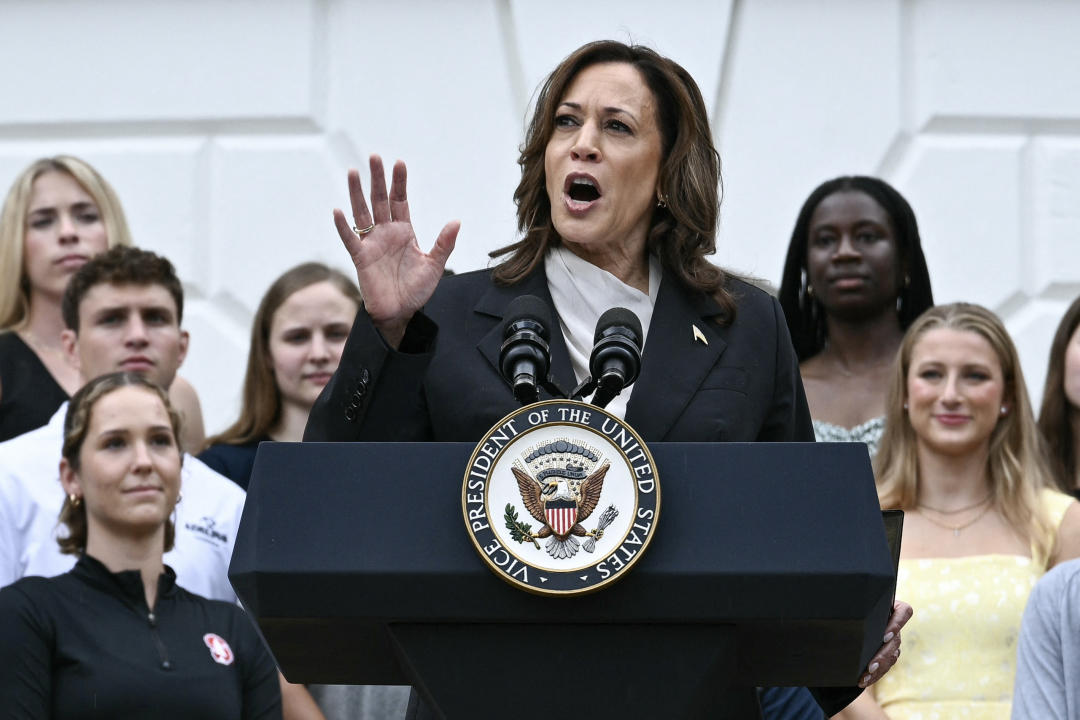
[[304, 308, 438, 442], [756, 296, 814, 443]]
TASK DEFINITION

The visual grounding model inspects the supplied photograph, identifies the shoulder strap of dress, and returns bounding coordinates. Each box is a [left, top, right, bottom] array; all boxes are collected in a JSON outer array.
[[1033, 487, 1077, 568]]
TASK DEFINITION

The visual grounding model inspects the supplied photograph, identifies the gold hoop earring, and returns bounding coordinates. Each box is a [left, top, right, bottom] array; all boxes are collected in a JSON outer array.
[[68, 493, 82, 507]]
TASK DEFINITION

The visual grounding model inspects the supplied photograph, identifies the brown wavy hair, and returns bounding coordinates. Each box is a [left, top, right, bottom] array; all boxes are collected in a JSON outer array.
[[1038, 296, 1080, 493], [875, 303, 1058, 563], [491, 40, 735, 323], [204, 263, 361, 447], [58, 372, 183, 555]]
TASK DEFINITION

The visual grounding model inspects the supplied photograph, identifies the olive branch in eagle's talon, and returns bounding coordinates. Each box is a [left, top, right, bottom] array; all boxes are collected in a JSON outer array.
[[504, 504, 541, 549]]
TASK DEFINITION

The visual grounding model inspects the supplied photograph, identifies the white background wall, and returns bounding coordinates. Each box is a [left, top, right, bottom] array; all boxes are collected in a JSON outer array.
[[3, 0, 1078, 433]]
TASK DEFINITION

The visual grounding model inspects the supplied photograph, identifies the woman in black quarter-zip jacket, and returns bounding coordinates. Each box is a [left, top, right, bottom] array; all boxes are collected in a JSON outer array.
[[0, 372, 281, 720]]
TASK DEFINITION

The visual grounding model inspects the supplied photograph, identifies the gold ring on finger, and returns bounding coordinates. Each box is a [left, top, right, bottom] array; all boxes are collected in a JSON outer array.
[[353, 223, 375, 236]]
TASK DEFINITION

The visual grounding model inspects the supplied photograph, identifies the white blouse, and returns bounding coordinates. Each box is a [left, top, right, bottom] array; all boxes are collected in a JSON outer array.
[[543, 245, 661, 420]]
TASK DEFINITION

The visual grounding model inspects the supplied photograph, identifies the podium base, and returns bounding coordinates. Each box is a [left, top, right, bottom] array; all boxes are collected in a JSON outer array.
[[390, 623, 764, 720]]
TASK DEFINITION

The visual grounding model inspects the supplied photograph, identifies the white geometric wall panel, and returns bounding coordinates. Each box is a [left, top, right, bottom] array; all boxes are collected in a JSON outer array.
[[910, 0, 1080, 126], [510, 0, 734, 114], [0, 2, 318, 125], [1031, 138, 1080, 295], [893, 136, 1026, 311], [715, 0, 902, 282], [2, 0, 1079, 431], [324, 0, 523, 276]]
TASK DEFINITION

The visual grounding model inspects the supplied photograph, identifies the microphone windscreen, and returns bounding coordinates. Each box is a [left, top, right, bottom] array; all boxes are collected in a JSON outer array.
[[503, 295, 552, 335], [594, 307, 643, 346]]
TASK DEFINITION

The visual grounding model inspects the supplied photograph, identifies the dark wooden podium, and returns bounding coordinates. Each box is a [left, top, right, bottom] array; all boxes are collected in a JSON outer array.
[[230, 441, 894, 719]]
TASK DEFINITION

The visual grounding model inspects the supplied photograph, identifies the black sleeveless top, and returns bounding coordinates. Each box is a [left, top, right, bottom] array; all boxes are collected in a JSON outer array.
[[0, 331, 69, 442]]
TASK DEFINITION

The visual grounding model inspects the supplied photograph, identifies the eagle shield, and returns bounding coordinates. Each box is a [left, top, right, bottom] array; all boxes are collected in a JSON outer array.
[[507, 439, 611, 559], [545, 498, 577, 537]]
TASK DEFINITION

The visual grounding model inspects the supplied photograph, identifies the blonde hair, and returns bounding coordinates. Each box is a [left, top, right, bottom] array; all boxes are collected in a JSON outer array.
[[58, 372, 182, 555], [0, 156, 132, 330], [875, 303, 1058, 562]]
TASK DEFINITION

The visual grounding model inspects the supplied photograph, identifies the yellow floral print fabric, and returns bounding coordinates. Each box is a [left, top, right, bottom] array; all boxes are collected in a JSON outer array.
[[873, 489, 1074, 720]]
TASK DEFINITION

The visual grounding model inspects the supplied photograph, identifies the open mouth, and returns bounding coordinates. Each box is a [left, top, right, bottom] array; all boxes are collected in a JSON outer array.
[[568, 178, 600, 202], [563, 174, 602, 209]]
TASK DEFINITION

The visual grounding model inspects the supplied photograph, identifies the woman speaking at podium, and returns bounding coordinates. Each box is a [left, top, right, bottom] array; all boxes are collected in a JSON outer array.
[[304, 40, 909, 716]]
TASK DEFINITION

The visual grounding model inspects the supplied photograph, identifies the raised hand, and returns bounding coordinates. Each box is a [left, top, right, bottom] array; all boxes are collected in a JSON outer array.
[[332, 155, 459, 348]]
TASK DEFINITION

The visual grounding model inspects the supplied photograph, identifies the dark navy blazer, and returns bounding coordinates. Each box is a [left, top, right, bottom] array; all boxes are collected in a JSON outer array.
[[305, 264, 812, 446]]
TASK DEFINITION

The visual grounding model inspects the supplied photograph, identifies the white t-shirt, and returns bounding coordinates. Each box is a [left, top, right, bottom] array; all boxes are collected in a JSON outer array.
[[0, 404, 246, 602]]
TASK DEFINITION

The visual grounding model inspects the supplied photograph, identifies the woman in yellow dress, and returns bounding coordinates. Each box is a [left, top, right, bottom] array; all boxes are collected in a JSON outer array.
[[838, 302, 1080, 719]]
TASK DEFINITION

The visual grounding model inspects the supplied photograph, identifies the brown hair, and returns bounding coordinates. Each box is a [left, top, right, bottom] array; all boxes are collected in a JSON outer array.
[[1038, 296, 1080, 493], [0, 156, 132, 330], [61, 245, 183, 332], [875, 303, 1058, 563], [204, 263, 361, 447], [58, 372, 183, 555], [492, 40, 736, 323]]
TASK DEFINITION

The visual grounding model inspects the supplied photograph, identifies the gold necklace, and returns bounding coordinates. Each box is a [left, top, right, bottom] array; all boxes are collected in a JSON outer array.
[[917, 503, 994, 537], [917, 493, 992, 515]]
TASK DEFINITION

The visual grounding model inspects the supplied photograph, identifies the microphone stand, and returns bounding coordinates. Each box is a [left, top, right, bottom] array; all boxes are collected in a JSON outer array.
[[541, 377, 568, 401]]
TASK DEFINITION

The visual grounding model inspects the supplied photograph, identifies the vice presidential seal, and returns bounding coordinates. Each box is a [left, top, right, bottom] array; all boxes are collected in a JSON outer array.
[[462, 399, 660, 596]]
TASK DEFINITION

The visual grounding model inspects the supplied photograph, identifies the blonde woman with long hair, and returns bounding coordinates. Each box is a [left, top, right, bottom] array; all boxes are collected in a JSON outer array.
[[0, 156, 204, 448], [840, 303, 1080, 720]]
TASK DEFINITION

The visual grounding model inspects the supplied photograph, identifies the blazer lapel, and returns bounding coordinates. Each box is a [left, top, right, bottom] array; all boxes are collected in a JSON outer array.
[[625, 270, 728, 440], [474, 266, 577, 398]]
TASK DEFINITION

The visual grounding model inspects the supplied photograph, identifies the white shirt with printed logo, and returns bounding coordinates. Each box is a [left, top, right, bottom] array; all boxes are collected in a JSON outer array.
[[0, 404, 246, 602]]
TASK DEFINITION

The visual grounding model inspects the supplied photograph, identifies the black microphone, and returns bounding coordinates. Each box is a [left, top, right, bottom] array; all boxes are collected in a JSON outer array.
[[499, 295, 553, 406], [588, 307, 643, 409]]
